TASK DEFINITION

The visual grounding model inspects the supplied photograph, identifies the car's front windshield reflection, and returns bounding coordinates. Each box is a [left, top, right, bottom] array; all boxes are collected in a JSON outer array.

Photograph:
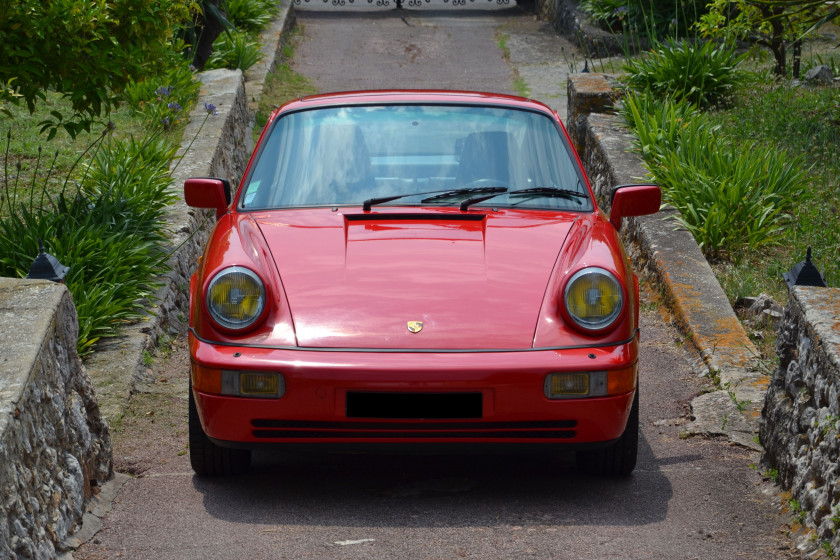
[[240, 104, 591, 211]]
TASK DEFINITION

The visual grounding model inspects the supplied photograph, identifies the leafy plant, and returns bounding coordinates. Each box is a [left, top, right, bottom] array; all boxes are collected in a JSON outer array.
[[123, 54, 201, 127], [224, 0, 277, 32], [619, 93, 704, 156], [0, 127, 179, 355], [205, 30, 265, 71], [621, 93, 810, 258], [623, 39, 747, 108]]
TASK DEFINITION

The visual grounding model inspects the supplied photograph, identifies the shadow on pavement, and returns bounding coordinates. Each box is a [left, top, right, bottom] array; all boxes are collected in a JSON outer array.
[[192, 432, 678, 528]]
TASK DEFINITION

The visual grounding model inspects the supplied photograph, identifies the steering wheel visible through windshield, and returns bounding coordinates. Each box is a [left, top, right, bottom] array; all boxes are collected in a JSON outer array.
[[240, 104, 592, 212]]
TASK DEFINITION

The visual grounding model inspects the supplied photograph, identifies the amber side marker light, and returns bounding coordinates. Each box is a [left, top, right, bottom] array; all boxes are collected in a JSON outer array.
[[545, 365, 636, 399]]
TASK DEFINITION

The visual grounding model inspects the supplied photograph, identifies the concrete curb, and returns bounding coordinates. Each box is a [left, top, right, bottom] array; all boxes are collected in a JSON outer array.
[[530, 0, 769, 447], [584, 111, 767, 450]]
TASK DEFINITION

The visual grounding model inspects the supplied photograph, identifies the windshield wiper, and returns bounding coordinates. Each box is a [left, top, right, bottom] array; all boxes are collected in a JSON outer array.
[[420, 186, 508, 203], [508, 187, 590, 200], [363, 194, 413, 212], [363, 186, 509, 212], [457, 186, 591, 211]]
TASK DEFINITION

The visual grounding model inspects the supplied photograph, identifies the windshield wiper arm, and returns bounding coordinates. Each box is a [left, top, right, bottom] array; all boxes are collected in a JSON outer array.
[[420, 186, 508, 203], [459, 192, 508, 211], [363, 186, 510, 212], [362, 186, 504, 212], [459, 187, 590, 211], [508, 187, 590, 200], [363, 194, 408, 212]]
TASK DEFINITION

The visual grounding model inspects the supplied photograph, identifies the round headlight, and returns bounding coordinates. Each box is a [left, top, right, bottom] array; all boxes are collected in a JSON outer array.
[[563, 267, 623, 332], [206, 266, 266, 330]]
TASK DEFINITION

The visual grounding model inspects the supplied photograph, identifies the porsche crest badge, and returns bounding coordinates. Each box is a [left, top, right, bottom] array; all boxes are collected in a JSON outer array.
[[407, 321, 424, 333]]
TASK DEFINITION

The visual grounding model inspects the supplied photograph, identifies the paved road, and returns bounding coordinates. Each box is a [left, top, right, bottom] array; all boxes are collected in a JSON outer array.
[[73, 7, 802, 560]]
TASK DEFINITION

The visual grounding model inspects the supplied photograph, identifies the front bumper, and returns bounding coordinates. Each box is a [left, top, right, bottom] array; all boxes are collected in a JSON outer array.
[[189, 332, 638, 447]]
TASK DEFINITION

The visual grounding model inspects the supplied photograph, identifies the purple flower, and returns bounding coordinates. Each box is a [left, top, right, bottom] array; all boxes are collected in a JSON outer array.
[[160, 116, 171, 131], [613, 6, 628, 15], [155, 85, 174, 98], [204, 102, 218, 115], [167, 102, 183, 114]]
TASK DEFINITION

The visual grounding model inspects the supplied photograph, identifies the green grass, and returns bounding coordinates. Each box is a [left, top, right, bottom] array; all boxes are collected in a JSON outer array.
[[513, 77, 530, 98], [254, 25, 317, 141], [706, 75, 840, 295], [0, 86, 192, 220], [1, 96, 147, 216]]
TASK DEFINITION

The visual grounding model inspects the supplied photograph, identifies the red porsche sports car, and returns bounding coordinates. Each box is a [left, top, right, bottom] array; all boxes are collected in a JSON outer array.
[[184, 90, 660, 477]]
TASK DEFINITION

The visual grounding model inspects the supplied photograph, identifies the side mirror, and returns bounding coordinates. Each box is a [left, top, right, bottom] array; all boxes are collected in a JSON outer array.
[[609, 184, 661, 230], [184, 177, 232, 220]]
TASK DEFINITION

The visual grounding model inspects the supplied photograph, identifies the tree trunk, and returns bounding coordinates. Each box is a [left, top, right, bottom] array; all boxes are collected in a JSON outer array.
[[792, 39, 802, 79], [191, 0, 225, 71], [768, 5, 787, 77]]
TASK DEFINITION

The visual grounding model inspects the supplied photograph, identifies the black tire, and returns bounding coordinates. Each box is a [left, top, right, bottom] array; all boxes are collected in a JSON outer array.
[[577, 387, 639, 476], [188, 384, 251, 476]]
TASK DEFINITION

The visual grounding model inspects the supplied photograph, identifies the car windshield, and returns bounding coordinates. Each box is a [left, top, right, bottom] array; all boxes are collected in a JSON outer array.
[[240, 104, 592, 211]]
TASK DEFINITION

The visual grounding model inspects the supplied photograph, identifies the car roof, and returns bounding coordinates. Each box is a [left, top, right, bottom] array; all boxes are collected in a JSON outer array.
[[272, 89, 556, 117]]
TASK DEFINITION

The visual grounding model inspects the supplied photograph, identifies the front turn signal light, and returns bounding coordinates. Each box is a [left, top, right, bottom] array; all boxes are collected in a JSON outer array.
[[221, 371, 285, 399], [545, 365, 636, 399], [545, 372, 606, 399]]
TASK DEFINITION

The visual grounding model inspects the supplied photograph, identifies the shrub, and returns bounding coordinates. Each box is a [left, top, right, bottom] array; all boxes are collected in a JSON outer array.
[[623, 39, 746, 108], [123, 52, 200, 127], [0, 0, 194, 138], [619, 93, 704, 157], [0, 131, 178, 355], [205, 30, 265, 71], [579, 0, 707, 38], [621, 93, 811, 259], [224, 0, 277, 32]]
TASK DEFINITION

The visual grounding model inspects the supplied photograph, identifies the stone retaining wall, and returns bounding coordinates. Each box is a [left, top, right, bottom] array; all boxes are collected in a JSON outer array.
[[0, 280, 111, 559], [535, 0, 640, 58], [761, 287, 840, 550]]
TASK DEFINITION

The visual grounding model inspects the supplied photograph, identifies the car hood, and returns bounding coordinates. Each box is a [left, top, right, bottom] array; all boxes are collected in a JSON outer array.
[[251, 208, 580, 349]]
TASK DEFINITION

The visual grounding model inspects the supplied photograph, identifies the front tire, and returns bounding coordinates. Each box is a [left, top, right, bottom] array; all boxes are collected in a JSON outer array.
[[188, 384, 251, 476], [577, 387, 639, 476]]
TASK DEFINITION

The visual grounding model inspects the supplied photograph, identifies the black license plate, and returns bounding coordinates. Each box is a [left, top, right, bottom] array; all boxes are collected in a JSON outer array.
[[346, 392, 483, 419]]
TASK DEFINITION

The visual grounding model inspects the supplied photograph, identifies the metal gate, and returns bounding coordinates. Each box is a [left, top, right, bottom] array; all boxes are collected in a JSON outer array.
[[294, 0, 512, 9]]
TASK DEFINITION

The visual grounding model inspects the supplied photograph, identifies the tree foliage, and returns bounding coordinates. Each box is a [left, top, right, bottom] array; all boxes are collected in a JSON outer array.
[[0, 0, 194, 138], [697, 0, 840, 77]]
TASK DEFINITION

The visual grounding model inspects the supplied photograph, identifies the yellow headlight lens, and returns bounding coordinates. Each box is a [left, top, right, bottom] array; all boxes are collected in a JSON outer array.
[[564, 267, 623, 331], [207, 266, 266, 330]]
